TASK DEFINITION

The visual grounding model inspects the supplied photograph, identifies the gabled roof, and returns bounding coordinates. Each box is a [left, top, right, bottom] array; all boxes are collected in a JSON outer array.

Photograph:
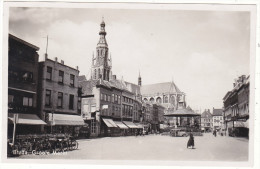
[[125, 82, 141, 95], [9, 34, 39, 51], [164, 107, 200, 117], [78, 75, 86, 82], [201, 110, 212, 118], [213, 109, 223, 116], [79, 80, 99, 95], [141, 82, 183, 95]]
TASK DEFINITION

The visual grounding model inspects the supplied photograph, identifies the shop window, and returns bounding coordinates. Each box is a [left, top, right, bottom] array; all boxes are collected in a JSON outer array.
[[91, 119, 96, 134]]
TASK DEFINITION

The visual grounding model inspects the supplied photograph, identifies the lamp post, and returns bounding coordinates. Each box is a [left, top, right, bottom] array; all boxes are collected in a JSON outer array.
[[12, 114, 19, 145]]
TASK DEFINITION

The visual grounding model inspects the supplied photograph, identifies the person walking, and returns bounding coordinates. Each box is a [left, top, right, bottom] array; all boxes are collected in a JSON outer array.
[[213, 130, 217, 137], [187, 133, 195, 149]]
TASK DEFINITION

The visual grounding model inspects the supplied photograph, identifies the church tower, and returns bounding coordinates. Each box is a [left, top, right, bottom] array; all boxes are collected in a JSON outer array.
[[91, 18, 112, 81]]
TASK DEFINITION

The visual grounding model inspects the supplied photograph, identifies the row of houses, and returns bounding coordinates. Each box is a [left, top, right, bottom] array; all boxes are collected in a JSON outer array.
[[200, 108, 224, 132], [222, 75, 250, 137], [8, 20, 187, 138]]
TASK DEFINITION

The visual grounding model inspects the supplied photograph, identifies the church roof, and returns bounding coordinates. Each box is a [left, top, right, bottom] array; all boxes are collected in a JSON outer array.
[[141, 82, 183, 95]]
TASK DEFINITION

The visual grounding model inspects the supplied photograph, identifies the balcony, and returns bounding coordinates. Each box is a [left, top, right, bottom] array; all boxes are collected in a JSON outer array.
[[8, 104, 36, 114]]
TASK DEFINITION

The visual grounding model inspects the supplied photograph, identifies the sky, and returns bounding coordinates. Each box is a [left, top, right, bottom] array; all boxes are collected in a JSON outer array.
[[8, 6, 250, 112]]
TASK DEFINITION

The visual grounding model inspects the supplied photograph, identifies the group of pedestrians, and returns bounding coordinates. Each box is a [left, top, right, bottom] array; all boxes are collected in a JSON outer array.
[[135, 130, 145, 136]]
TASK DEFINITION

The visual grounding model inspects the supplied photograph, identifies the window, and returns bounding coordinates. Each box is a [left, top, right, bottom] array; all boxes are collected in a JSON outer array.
[[115, 95, 118, 103], [108, 95, 111, 102], [112, 94, 114, 103], [21, 72, 33, 82], [104, 94, 107, 101], [23, 97, 33, 107], [59, 70, 64, 84], [58, 92, 63, 108], [8, 95, 14, 105], [118, 96, 121, 104], [45, 90, 51, 106], [94, 69, 97, 79], [101, 93, 104, 101], [70, 74, 75, 87], [69, 94, 74, 110], [46, 66, 52, 80], [91, 119, 96, 134]]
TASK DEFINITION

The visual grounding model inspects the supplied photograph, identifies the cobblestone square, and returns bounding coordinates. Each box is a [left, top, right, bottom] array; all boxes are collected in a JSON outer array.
[[16, 133, 248, 161]]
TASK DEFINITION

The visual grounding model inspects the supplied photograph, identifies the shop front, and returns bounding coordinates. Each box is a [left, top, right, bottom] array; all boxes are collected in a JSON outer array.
[[8, 113, 47, 138], [122, 121, 139, 135], [114, 121, 129, 136], [101, 118, 121, 137], [233, 120, 249, 137], [46, 113, 85, 137]]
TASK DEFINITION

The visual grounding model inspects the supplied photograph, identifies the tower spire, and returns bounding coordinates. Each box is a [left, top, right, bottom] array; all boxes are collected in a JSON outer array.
[[91, 18, 111, 81], [138, 70, 142, 86]]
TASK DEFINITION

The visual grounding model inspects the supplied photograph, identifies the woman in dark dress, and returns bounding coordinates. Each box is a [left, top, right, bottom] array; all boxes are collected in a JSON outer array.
[[187, 133, 194, 149]]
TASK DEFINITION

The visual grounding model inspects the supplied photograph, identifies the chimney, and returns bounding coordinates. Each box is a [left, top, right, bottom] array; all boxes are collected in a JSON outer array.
[[55, 57, 58, 62], [61, 60, 64, 65], [76, 66, 78, 70], [233, 83, 236, 87], [44, 53, 48, 60]]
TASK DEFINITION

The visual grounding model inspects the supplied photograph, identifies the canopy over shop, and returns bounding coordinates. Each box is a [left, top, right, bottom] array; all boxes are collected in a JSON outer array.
[[8, 113, 47, 125], [8, 113, 47, 143], [46, 113, 85, 135]]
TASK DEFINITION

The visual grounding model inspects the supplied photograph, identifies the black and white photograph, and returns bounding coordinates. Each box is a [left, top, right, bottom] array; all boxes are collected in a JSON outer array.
[[1, 1, 259, 168]]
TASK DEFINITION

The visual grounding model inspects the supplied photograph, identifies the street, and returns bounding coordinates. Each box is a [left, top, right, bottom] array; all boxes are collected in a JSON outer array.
[[14, 133, 248, 161]]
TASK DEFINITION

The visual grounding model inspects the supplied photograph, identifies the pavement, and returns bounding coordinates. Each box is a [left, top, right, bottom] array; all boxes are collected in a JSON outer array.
[[13, 133, 248, 161]]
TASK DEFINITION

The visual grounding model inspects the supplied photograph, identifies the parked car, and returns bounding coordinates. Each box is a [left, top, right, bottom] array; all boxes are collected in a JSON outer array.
[[170, 129, 188, 137]]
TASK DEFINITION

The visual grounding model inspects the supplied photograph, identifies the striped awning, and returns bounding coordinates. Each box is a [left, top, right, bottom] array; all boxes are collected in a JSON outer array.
[[102, 118, 117, 128], [48, 113, 85, 126], [123, 121, 139, 129], [114, 121, 129, 129], [234, 120, 249, 128], [134, 123, 144, 129], [8, 113, 46, 125]]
